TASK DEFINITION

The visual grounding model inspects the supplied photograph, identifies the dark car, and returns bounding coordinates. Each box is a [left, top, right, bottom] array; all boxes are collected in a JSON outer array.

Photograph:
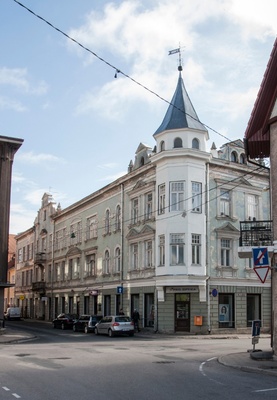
[[52, 313, 78, 330], [73, 315, 103, 333]]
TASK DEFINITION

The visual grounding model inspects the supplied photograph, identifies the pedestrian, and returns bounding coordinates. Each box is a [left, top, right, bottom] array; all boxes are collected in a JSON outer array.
[[132, 309, 140, 332], [119, 309, 124, 315]]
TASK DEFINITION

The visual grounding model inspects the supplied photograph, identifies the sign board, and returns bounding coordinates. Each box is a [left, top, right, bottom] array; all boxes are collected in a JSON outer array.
[[251, 320, 261, 337], [253, 266, 270, 283], [117, 286, 123, 294], [166, 286, 199, 294], [252, 247, 269, 267]]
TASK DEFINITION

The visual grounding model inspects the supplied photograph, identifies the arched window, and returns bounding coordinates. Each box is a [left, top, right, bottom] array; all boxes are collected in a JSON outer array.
[[240, 153, 246, 164], [105, 209, 110, 234], [231, 151, 238, 163], [192, 138, 199, 149], [174, 137, 183, 148], [104, 250, 110, 274], [115, 205, 121, 231], [160, 141, 165, 152], [115, 247, 121, 273], [140, 157, 145, 166]]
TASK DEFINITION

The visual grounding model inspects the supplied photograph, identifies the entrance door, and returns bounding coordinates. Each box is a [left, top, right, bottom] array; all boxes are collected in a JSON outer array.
[[175, 294, 190, 332]]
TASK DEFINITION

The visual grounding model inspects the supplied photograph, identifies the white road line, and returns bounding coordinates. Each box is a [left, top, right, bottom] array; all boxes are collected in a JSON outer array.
[[254, 387, 277, 393], [2, 386, 10, 391], [12, 394, 21, 398]]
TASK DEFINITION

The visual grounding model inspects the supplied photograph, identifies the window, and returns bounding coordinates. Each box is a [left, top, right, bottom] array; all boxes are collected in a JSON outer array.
[[192, 138, 199, 149], [160, 141, 165, 151], [18, 248, 23, 263], [174, 137, 183, 148], [192, 182, 202, 213], [240, 153, 246, 164], [247, 294, 261, 327], [115, 205, 121, 231], [219, 293, 234, 328], [132, 198, 139, 224], [220, 189, 231, 216], [159, 235, 165, 266], [221, 239, 231, 266], [86, 216, 98, 239], [170, 182, 185, 211], [104, 250, 110, 274], [192, 234, 201, 265], [144, 240, 153, 268], [158, 184, 165, 214], [131, 243, 138, 270], [246, 194, 258, 220], [85, 254, 96, 276], [145, 193, 153, 220], [231, 151, 238, 162], [105, 209, 110, 234], [115, 247, 121, 273], [170, 234, 185, 265]]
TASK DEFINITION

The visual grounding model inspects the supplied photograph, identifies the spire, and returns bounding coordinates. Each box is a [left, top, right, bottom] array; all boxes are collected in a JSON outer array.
[[154, 72, 207, 136]]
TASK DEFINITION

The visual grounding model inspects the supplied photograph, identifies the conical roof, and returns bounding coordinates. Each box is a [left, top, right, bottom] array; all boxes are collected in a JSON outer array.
[[154, 72, 207, 135]]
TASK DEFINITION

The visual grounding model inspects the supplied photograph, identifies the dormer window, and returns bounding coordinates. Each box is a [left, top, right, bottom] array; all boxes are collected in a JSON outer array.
[[192, 138, 199, 149], [240, 153, 246, 164], [140, 157, 145, 166], [174, 137, 183, 148], [231, 151, 238, 163]]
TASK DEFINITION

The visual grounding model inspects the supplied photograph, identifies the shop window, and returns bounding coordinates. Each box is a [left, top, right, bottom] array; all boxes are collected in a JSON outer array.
[[247, 294, 261, 327], [218, 294, 234, 328]]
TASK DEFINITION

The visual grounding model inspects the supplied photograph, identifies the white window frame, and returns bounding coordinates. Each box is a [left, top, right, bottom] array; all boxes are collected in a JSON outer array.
[[145, 192, 153, 220], [220, 189, 231, 217], [115, 247, 121, 273], [246, 194, 259, 220], [170, 181, 185, 212], [131, 243, 138, 270], [191, 234, 201, 265], [159, 235, 165, 266], [144, 240, 153, 268], [158, 184, 166, 214], [132, 198, 139, 224], [170, 233, 185, 265], [192, 182, 202, 213], [220, 238, 231, 267], [86, 215, 98, 240]]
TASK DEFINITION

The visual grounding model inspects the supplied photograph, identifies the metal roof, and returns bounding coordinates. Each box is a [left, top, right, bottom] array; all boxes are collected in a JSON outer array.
[[154, 72, 207, 136]]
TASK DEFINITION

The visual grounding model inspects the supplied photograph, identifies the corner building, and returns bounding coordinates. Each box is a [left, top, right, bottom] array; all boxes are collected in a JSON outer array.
[[15, 69, 271, 334]]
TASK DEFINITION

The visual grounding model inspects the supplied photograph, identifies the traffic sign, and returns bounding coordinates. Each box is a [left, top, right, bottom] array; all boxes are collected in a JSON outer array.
[[117, 286, 123, 294], [253, 266, 270, 283], [252, 247, 269, 267]]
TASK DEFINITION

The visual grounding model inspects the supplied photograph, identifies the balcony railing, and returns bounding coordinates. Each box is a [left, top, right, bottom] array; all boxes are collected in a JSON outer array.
[[34, 252, 46, 264], [239, 220, 273, 247], [32, 281, 46, 292]]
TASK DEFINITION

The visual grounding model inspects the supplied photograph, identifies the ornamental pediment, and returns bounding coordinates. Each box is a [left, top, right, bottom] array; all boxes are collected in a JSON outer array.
[[214, 222, 239, 233]]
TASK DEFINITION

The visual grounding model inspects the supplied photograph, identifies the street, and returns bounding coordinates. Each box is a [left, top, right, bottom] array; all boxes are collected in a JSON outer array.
[[0, 320, 277, 400]]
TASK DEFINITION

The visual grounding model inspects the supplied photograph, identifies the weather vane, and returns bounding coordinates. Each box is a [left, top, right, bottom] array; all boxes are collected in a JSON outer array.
[[168, 44, 184, 71]]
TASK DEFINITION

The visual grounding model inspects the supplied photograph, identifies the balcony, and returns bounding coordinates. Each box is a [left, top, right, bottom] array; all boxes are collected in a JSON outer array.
[[238, 220, 274, 258], [34, 252, 46, 265], [32, 281, 46, 293]]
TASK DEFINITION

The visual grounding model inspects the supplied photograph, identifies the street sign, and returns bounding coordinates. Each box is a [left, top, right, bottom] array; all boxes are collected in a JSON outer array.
[[253, 266, 270, 283], [252, 247, 269, 266], [117, 286, 123, 294]]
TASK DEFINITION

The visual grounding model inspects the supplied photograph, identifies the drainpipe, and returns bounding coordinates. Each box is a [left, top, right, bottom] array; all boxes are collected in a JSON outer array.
[[206, 163, 211, 333], [121, 184, 124, 311]]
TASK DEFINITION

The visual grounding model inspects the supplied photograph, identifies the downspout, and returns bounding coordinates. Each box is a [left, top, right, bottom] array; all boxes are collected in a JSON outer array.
[[121, 184, 124, 311], [51, 217, 55, 320], [206, 163, 211, 333]]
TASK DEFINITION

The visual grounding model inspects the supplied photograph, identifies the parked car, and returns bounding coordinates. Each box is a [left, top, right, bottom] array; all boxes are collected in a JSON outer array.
[[73, 315, 103, 333], [94, 315, 135, 337], [52, 313, 77, 330], [4, 307, 21, 320]]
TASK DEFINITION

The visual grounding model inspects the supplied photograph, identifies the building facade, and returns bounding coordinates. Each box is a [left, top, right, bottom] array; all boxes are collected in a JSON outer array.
[[14, 70, 271, 334]]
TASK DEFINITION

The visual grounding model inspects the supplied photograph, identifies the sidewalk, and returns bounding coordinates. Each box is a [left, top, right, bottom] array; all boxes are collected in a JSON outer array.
[[1, 326, 277, 376]]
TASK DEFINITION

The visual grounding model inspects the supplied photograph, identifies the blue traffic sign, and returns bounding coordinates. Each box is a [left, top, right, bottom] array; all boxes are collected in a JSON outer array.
[[252, 247, 269, 267], [117, 286, 123, 294]]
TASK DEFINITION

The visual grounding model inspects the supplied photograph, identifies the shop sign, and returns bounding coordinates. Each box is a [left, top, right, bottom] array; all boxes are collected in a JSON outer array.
[[166, 286, 199, 294]]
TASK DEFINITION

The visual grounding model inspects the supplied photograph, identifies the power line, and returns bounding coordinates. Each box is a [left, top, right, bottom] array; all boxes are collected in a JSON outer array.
[[13, 0, 237, 145]]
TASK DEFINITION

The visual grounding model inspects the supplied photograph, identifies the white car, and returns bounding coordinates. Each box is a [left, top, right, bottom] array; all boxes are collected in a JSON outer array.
[[95, 316, 135, 337]]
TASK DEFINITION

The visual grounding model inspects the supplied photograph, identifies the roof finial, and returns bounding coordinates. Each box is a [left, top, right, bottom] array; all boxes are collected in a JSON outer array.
[[168, 43, 183, 71]]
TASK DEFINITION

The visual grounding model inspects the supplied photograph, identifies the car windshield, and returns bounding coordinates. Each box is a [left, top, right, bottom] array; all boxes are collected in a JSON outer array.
[[115, 317, 131, 323]]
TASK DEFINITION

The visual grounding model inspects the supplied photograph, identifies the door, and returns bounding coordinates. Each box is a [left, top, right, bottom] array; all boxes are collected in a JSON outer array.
[[175, 294, 190, 332]]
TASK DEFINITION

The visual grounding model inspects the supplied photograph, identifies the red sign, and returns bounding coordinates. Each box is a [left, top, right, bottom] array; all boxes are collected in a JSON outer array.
[[253, 266, 270, 283]]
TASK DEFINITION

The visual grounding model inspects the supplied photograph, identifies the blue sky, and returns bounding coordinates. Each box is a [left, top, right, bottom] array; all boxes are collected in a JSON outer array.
[[1, 0, 276, 234]]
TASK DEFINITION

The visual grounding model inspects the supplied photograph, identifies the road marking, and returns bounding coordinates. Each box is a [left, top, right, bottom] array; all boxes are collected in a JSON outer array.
[[12, 394, 21, 398], [253, 387, 277, 393], [2, 386, 10, 391]]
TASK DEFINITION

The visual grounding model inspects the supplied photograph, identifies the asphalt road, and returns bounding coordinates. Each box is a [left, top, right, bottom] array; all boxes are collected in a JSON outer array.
[[1, 320, 277, 400]]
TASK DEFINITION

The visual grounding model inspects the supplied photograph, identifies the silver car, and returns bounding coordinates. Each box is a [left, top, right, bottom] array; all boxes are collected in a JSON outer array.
[[95, 315, 135, 337]]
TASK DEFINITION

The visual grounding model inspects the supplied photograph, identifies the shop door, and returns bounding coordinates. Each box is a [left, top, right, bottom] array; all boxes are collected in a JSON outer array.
[[175, 294, 190, 332]]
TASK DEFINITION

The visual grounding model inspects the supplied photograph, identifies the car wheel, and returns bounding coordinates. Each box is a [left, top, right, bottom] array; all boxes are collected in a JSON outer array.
[[108, 329, 114, 337], [84, 325, 89, 334], [73, 325, 77, 332], [95, 327, 99, 335], [61, 323, 65, 330]]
